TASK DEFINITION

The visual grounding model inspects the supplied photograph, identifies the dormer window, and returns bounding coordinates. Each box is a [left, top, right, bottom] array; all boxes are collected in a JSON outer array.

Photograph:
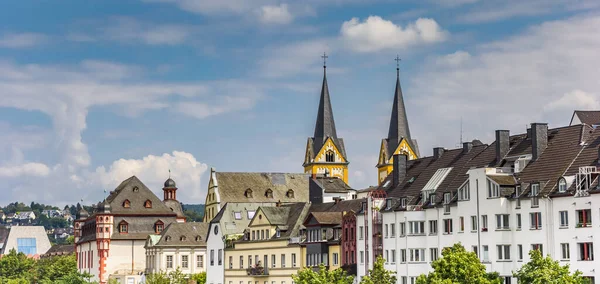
[[180, 236, 186, 241], [276, 229, 281, 238], [133, 186, 139, 192], [123, 200, 131, 208], [165, 236, 171, 241], [265, 189, 273, 198], [195, 235, 202, 241], [401, 198, 407, 208], [245, 188, 253, 198], [325, 150, 335, 162], [385, 199, 392, 210], [431, 194, 436, 205], [286, 189, 294, 198], [558, 178, 567, 193], [119, 221, 128, 233], [144, 200, 152, 208], [154, 220, 164, 233]]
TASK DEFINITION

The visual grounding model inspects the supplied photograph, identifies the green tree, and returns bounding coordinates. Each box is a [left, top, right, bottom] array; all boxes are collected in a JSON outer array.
[[145, 271, 170, 284], [190, 272, 207, 284], [292, 264, 354, 284], [359, 255, 396, 284], [65, 235, 75, 244], [416, 243, 501, 284], [513, 250, 589, 284], [0, 249, 36, 281], [35, 254, 94, 283]]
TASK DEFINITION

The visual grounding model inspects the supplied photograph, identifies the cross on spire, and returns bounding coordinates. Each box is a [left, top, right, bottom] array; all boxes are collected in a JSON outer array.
[[321, 52, 328, 69], [168, 169, 171, 178], [395, 55, 401, 76]]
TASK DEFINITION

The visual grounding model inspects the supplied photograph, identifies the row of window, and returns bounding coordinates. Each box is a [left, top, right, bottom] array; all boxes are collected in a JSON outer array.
[[164, 254, 204, 269], [369, 212, 546, 239], [305, 252, 339, 267], [242, 189, 296, 198], [229, 253, 298, 269], [121, 199, 152, 208], [229, 281, 291, 284], [358, 243, 595, 265]]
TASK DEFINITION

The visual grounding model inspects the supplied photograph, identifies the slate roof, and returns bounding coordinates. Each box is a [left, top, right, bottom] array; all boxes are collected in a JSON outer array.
[[42, 244, 75, 257], [260, 207, 291, 225], [309, 198, 364, 213], [312, 177, 353, 193], [103, 176, 177, 215], [305, 212, 343, 225], [571, 110, 600, 126], [309, 67, 347, 160], [376, 123, 598, 208], [249, 203, 310, 240], [215, 172, 310, 204], [153, 222, 208, 247]]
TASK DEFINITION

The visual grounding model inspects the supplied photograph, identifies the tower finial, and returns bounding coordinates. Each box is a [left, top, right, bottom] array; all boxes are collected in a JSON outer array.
[[168, 169, 171, 178], [395, 55, 401, 77], [321, 52, 328, 69]]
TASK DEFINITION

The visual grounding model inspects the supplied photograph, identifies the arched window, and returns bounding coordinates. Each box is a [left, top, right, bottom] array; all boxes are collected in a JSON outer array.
[[325, 150, 335, 162], [132, 186, 139, 192], [154, 220, 164, 233], [165, 236, 171, 241], [245, 188, 253, 198], [558, 178, 567, 193], [286, 189, 295, 198], [195, 235, 202, 241], [180, 236, 187, 241], [123, 200, 130, 208], [144, 200, 152, 208], [265, 189, 273, 198]]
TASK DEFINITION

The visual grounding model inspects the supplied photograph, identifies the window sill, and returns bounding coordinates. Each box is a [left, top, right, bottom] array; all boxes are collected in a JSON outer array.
[[496, 260, 512, 262], [443, 233, 453, 235], [517, 260, 523, 262], [531, 206, 540, 208], [559, 226, 569, 229], [471, 230, 478, 233], [529, 228, 542, 230], [516, 228, 521, 231], [560, 259, 570, 262], [458, 231, 464, 234], [577, 260, 594, 262], [429, 233, 438, 236], [495, 228, 511, 231], [408, 233, 426, 236]]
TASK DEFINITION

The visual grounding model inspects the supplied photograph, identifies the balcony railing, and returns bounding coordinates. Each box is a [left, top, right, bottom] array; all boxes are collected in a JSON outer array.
[[246, 265, 268, 276]]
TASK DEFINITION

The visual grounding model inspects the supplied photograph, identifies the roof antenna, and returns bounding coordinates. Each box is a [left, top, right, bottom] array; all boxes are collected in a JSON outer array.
[[460, 117, 463, 145]]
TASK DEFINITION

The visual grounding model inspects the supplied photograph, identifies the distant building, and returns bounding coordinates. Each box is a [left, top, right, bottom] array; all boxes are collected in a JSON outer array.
[[145, 222, 208, 275], [1, 226, 51, 256], [42, 244, 75, 258], [15, 211, 36, 221], [0, 226, 9, 254], [75, 176, 185, 284]]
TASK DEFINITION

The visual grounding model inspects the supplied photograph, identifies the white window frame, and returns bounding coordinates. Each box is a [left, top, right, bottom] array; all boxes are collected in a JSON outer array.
[[471, 215, 477, 231], [561, 243, 570, 260], [487, 179, 500, 198], [496, 214, 510, 230], [497, 245, 511, 261], [408, 221, 425, 235], [429, 220, 438, 235], [559, 211, 569, 228], [558, 178, 567, 193], [430, 248, 438, 262], [531, 184, 540, 207], [409, 248, 426, 262]]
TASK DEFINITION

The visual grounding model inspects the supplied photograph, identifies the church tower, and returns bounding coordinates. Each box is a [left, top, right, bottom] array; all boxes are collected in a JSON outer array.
[[376, 58, 418, 184], [303, 54, 349, 183]]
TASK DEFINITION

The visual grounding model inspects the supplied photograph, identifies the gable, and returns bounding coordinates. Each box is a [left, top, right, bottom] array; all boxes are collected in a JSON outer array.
[[392, 138, 417, 160], [248, 208, 272, 227], [105, 176, 174, 215], [313, 137, 347, 163], [378, 140, 388, 165]]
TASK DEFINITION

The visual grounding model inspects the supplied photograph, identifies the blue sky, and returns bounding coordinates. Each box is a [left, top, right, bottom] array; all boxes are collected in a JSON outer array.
[[1, 0, 600, 206]]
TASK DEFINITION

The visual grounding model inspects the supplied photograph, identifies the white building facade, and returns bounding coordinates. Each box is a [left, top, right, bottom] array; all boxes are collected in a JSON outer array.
[[357, 123, 600, 284]]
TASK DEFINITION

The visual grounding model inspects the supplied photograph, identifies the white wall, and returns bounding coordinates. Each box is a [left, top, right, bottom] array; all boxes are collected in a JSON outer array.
[[206, 223, 224, 284]]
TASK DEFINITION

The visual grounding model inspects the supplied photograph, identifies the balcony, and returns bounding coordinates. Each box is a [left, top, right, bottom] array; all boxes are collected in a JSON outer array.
[[246, 265, 268, 276]]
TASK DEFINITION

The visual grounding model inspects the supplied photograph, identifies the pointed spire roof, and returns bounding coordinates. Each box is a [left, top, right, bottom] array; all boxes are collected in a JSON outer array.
[[312, 64, 346, 158], [386, 65, 412, 155]]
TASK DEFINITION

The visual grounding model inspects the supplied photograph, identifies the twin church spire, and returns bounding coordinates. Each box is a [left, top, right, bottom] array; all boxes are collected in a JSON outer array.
[[303, 54, 417, 185]]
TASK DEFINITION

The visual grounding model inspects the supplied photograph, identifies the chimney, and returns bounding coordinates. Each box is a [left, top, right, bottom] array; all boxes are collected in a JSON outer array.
[[276, 200, 282, 207], [531, 123, 548, 161], [462, 142, 473, 153], [433, 147, 445, 160], [495, 130, 510, 162], [392, 154, 407, 188]]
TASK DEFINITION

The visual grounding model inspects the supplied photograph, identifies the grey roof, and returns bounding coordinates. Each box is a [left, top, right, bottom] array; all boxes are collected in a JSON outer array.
[[308, 198, 364, 213], [259, 207, 291, 225], [304, 212, 343, 225], [163, 200, 185, 218], [103, 176, 177, 215], [164, 178, 176, 188], [386, 69, 412, 157], [211, 202, 281, 237], [154, 222, 208, 247], [311, 67, 347, 160], [250, 203, 311, 240], [312, 177, 353, 193], [215, 172, 310, 204], [42, 244, 75, 257], [571, 110, 600, 126]]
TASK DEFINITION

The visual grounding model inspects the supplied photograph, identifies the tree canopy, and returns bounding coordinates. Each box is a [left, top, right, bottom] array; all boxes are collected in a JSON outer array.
[[513, 249, 589, 284], [292, 264, 354, 284], [359, 255, 397, 284], [0, 250, 93, 283], [416, 243, 501, 284]]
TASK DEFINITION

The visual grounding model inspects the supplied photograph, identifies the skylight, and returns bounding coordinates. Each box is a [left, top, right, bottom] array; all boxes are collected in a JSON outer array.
[[422, 167, 453, 192]]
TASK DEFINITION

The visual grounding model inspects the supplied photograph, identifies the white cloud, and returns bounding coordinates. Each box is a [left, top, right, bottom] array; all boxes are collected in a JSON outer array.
[[0, 162, 51, 178], [408, 15, 600, 152], [340, 16, 448, 52], [456, 0, 600, 24], [0, 33, 47, 48], [258, 38, 335, 78], [143, 0, 274, 15], [92, 151, 208, 201], [258, 4, 294, 24], [544, 90, 600, 112]]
